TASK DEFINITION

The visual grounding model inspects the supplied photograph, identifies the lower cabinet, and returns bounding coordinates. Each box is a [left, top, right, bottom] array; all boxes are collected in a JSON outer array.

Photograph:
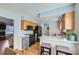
[[22, 34, 35, 48], [29, 35, 35, 46], [22, 35, 29, 48]]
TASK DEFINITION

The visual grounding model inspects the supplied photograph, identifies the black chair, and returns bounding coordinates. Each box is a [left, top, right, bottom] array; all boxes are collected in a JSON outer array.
[[40, 43, 51, 55], [56, 45, 72, 55]]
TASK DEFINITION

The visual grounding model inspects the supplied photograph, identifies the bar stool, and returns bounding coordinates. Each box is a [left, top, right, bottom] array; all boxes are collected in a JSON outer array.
[[40, 43, 52, 55], [56, 45, 72, 55]]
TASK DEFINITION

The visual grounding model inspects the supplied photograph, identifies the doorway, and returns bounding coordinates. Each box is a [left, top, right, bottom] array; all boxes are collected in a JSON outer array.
[[0, 16, 14, 54]]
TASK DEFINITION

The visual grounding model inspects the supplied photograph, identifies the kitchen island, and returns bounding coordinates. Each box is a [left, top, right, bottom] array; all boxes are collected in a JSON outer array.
[[39, 35, 79, 55]]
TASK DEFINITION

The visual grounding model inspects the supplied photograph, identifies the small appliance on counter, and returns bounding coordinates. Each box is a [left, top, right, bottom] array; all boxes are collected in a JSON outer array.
[[21, 30, 33, 35]]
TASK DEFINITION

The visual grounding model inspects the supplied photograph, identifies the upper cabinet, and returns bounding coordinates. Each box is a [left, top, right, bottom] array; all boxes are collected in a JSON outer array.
[[21, 20, 26, 30], [58, 15, 65, 30], [64, 12, 74, 30], [59, 11, 74, 31], [21, 20, 37, 30]]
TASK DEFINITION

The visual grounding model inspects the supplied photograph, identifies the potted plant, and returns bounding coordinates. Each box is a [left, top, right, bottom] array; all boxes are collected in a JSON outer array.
[[68, 32, 77, 41]]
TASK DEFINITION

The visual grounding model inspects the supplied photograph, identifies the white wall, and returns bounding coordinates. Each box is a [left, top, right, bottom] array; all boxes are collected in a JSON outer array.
[[74, 4, 79, 54], [43, 24, 49, 35], [49, 22, 60, 35], [41, 21, 61, 36]]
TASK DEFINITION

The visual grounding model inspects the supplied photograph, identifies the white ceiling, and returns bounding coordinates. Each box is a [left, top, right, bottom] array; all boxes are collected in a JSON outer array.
[[0, 3, 72, 16], [0, 3, 73, 24]]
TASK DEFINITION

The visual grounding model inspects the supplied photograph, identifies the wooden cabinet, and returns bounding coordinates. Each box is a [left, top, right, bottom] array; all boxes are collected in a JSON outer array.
[[64, 12, 74, 30], [59, 12, 74, 30], [21, 20, 37, 30], [59, 16, 65, 30], [21, 20, 27, 30]]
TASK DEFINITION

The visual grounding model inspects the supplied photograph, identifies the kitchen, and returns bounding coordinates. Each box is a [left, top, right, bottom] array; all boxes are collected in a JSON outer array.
[[18, 11, 78, 55], [20, 20, 42, 49]]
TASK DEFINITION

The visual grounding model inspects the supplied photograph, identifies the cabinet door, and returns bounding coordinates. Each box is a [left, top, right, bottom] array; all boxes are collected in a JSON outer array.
[[21, 20, 37, 30], [59, 20, 64, 30], [59, 16, 65, 30], [29, 35, 35, 46], [21, 20, 27, 30], [22, 36, 29, 48], [64, 12, 74, 30]]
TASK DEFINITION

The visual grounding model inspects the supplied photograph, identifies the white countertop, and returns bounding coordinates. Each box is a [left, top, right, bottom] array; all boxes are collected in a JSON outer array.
[[39, 35, 79, 44]]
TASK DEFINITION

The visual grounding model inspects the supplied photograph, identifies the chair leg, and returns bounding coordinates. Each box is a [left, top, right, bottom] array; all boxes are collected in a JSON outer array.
[[41, 46, 51, 55], [49, 48, 51, 55], [56, 50, 58, 55], [40, 46, 43, 55]]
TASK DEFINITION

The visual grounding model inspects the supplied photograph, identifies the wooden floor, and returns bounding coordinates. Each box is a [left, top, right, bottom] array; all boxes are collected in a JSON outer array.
[[24, 42, 40, 55], [15, 42, 40, 55], [0, 40, 40, 55]]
